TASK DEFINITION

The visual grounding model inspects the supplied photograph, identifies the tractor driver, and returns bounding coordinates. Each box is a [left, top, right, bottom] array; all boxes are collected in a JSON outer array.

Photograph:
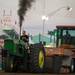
[[63, 30, 71, 44], [21, 30, 29, 43]]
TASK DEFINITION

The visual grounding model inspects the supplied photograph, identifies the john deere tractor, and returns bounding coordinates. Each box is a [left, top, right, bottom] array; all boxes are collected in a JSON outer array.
[[3, 29, 45, 72]]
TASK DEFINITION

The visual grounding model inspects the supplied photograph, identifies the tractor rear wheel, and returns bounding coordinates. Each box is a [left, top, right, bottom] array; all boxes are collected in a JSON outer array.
[[29, 43, 45, 73]]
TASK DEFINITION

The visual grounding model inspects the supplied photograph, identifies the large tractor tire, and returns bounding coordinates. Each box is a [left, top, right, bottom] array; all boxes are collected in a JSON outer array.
[[29, 43, 45, 73]]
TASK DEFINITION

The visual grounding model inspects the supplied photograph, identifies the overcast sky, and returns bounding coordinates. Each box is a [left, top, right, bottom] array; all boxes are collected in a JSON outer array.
[[0, 0, 75, 35]]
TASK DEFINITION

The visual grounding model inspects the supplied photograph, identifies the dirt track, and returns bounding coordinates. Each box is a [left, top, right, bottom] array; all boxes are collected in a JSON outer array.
[[0, 72, 75, 75]]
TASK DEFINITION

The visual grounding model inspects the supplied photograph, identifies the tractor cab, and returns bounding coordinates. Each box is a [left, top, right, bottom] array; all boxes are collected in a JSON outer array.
[[56, 26, 75, 48]]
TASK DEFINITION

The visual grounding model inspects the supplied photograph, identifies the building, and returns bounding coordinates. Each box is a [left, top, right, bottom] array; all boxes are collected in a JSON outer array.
[[32, 34, 50, 45]]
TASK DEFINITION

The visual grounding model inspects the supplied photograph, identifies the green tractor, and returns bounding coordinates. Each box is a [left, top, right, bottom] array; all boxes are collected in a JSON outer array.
[[2, 30, 45, 72]]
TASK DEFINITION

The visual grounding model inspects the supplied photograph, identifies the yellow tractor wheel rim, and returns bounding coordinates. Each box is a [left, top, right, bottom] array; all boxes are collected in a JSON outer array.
[[39, 50, 44, 69]]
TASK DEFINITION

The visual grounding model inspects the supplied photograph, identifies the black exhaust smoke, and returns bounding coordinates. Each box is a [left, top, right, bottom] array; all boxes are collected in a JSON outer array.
[[18, 0, 34, 37]]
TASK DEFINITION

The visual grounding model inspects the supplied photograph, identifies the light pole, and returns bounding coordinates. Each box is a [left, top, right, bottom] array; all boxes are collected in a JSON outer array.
[[47, 6, 72, 17], [42, 16, 48, 35], [42, 15, 48, 43]]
